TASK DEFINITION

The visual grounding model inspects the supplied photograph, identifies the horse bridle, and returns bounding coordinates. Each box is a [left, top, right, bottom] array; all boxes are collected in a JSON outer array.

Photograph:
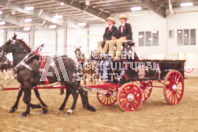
[[9, 38, 30, 53]]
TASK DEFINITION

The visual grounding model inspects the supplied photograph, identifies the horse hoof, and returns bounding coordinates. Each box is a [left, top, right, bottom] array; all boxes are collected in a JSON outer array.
[[19, 113, 27, 118], [58, 108, 64, 111], [65, 110, 73, 115], [9, 108, 16, 113], [87, 106, 96, 112], [42, 108, 48, 114]]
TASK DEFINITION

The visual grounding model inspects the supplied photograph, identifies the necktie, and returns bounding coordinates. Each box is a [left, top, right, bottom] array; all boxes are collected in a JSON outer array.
[[121, 26, 124, 33], [108, 27, 110, 32]]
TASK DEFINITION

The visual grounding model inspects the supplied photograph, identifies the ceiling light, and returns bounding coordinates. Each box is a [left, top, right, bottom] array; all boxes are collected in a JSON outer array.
[[24, 18, 32, 22], [149, 38, 153, 41], [131, 7, 142, 11], [0, 21, 5, 25], [23, 27, 31, 31], [78, 22, 86, 27], [53, 14, 63, 19], [49, 25, 56, 29], [180, 2, 193, 7], [85, 0, 90, 6], [60, 2, 64, 6], [138, 35, 143, 38], [25, 6, 34, 10], [0, 11, 3, 14], [152, 31, 158, 34]]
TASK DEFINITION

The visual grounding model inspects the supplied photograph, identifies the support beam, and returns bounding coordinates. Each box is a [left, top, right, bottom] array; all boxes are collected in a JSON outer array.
[[0, 14, 19, 25], [55, 29, 58, 55], [0, 0, 64, 26], [87, 25, 89, 52], [0, 13, 48, 32], [57, 0, 110, 20], [63, 21, 68, 55], [142, 0, 166, 18], [29, 26, 35, 48], [4, 29, 7, 43]]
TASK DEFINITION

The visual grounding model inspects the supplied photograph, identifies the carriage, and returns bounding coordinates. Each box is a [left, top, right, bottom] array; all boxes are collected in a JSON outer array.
[[0, 38, 185, 113], [82, 42, 185, 112]]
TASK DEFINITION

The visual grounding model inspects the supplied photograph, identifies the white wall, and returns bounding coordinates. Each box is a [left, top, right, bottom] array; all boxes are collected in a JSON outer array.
[[67, 22, 88, 59]]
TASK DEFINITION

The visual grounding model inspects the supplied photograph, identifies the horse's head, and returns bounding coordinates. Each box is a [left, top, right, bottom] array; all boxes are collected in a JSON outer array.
[[74, 47, 84, 62], [0, 34, 31, 55], [74, 47, 81, 56]]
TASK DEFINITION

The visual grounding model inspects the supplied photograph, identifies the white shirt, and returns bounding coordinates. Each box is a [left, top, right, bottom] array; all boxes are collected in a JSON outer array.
[[109, 25, 113, 30], [121, 23, 126, 27], [121, 23, 126, 33]]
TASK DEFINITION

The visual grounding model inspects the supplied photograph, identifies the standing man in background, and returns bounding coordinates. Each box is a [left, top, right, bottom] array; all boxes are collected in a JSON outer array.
[[97, 17, 117, 54], [109, 14, 132, 59]]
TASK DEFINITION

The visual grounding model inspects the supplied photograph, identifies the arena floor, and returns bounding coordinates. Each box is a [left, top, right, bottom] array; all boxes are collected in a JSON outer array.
[[0, 77, 198, 132]]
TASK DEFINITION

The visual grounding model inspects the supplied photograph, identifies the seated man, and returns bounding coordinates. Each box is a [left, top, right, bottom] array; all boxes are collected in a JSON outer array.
[[97, 17, 117, 54], [109, 14, 132, 59]]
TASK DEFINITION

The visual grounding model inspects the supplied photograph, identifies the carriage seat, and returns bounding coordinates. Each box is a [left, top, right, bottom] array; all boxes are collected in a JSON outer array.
[[113, 41, 135, 51], [123, 41, 135, 46]]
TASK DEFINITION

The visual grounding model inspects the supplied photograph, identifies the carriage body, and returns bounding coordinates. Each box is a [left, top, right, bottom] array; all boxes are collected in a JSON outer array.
[[85, 42, 185, 112], [122, 59, 185, 82]]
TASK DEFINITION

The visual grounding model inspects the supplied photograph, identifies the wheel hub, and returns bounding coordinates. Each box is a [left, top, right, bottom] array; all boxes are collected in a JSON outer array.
[[127, 93, 134, 101], [172, 84, 177, 91], [106, 93, 111, 97]]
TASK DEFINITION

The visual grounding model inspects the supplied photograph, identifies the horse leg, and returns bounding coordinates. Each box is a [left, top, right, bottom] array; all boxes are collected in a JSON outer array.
[[65, 84, 78, 115], [78, 86, 96, 112], [33, 89, 48, 114], [5, 70, 8, 80], [9, 88, 23, 113], [59, 89, 70, 111], [20, 82, 32, 118], [9, 87, 43, 113], [3, 70, 6, 80]]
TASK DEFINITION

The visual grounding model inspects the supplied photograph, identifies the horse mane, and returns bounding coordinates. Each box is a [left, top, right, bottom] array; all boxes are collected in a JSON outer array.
[[18, 39, 31, 51]]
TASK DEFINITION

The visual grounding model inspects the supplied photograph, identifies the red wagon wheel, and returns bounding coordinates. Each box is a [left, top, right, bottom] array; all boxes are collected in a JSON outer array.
[[97, 91, 117, 106], [164, 70, 184, 105], [139, 81, 153, 102], [118, 83, 142, 112]]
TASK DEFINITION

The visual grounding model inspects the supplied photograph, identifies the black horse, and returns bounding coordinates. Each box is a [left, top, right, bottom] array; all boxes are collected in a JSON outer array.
[[0, 34, 95, 118]]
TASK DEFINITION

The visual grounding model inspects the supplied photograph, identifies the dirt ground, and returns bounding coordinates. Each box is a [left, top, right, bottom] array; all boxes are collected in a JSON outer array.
[[0, 77, 198, 132]]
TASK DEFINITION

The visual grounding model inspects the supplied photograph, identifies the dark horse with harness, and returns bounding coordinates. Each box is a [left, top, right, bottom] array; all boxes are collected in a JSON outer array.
[[0, 34, 95, 118]]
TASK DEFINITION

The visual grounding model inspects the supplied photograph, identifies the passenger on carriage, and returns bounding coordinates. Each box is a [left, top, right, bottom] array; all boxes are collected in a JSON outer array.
[[97, 17, 117, 54], [109, 14, 132, 60]]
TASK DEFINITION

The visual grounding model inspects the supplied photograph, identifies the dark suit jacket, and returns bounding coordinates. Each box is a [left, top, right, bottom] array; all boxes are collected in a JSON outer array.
[[118, 23, 132, 40], [103, 25, 117, 41]]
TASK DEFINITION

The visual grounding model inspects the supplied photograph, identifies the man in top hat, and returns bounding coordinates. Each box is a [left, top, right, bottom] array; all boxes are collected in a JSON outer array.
[[97, 17, 117, 54], [109, 14, 132, 59]]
